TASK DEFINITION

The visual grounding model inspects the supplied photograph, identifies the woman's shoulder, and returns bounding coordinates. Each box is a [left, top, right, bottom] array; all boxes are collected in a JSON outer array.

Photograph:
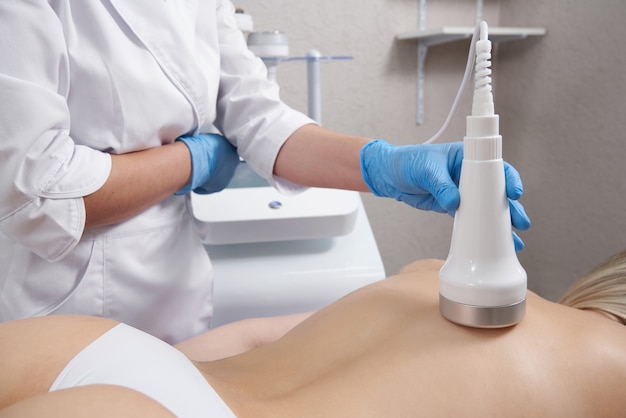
[[566, 309, 626, 413]]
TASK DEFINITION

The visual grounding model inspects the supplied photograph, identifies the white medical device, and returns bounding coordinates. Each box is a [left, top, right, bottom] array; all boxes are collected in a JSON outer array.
[[438, 22, 527, 328], [246, 31, 290, 83]]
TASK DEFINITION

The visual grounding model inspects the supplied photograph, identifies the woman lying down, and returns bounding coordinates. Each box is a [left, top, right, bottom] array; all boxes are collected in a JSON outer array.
[[1, 252, 626, 417]]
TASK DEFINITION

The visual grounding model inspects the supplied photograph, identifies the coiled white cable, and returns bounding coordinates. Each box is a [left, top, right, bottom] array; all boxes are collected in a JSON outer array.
[[472, 21, 494, 116], [422, 21, 491, 144]]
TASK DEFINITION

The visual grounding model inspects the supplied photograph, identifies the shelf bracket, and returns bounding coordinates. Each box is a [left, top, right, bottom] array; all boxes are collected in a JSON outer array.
[[415, 33, 473, 124], [416, 41, 427, 125]]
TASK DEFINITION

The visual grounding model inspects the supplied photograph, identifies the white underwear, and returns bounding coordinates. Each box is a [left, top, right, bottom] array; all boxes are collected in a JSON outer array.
[[50, 323, 236, 417]]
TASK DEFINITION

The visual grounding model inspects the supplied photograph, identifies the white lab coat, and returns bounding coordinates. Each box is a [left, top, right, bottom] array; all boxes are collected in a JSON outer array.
[[0, 0, 312, 343]]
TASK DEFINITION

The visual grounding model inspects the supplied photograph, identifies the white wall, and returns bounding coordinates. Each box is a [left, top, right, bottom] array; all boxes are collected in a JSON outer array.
[[497, 0, 626, 300], [234, 0, 626, 301]]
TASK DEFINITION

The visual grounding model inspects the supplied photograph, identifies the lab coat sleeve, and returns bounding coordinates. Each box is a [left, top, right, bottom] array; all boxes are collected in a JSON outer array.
[[212, 0, 315, 194], [0, 2, 111, 262]]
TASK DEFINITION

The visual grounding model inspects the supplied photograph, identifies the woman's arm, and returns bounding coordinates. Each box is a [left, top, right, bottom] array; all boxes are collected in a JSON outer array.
[[82, 142, 191, 229], [175, 313, 312, 361], [274, 124, 371, 192]]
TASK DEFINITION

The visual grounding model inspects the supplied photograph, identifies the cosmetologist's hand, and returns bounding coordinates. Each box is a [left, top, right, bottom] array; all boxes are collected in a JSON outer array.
[[360, 139, 531, 250], [175, 133, 239, 195]]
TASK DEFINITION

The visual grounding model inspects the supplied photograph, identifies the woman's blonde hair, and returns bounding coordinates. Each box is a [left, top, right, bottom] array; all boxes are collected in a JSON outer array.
[[559, 249, 626, 325]]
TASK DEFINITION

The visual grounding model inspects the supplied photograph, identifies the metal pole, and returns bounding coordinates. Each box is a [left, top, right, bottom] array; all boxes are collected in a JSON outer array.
[[306, 50, 322, 124]]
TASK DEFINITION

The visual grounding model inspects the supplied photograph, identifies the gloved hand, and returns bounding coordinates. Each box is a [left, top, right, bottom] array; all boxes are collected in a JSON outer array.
[[360, 139, 531, 250], [175, 133, 239, 195]]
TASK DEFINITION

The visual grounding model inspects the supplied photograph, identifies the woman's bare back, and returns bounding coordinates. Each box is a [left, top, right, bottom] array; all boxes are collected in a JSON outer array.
[[202, 259, 626, 417]]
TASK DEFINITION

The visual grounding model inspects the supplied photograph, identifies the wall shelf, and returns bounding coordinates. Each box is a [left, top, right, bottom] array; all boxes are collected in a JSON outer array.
[[397, 26, 546, 45]]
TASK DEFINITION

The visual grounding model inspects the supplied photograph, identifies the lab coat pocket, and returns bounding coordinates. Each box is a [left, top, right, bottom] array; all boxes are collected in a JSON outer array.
[[0, 239, 103, 320]]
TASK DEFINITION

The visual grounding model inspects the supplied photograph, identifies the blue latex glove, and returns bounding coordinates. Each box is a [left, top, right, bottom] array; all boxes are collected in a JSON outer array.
[[360, 139, 531, 250], [175, 133, 239, 195]]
